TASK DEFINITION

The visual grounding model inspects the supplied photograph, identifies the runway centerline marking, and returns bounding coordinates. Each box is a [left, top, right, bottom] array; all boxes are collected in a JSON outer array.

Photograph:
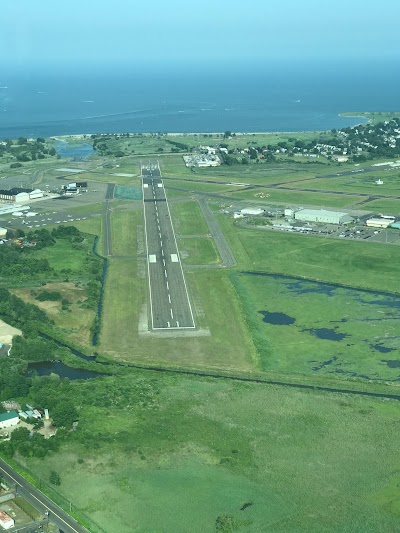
[[142, 163, 195, 330]]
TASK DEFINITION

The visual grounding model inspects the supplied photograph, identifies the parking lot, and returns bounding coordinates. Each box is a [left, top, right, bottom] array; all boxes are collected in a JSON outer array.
[[0, 181, 108, 231], [243, 217, 400, 245]]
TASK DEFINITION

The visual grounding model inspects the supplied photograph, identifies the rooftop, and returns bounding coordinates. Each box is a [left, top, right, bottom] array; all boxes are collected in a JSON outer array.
[[296, 209, 350, 217], [0, 410, 19, 422], [0, 188, 33, 196]]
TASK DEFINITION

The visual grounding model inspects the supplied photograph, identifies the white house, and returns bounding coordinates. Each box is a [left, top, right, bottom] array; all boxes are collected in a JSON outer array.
[[0, 511, 15, 530]]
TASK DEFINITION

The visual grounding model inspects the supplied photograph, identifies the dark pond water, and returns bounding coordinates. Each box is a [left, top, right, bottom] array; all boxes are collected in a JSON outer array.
[[311, 356, 338, 371], [55, 141, 94, 159], [259, 311, 295, 325], [243, 272, 400, 308], [382, 360, 400, 368], [371, 344, 396, 353], [28, 361, 107, 380], [285, 280, 338, 297], [307, 328, 348, 341]]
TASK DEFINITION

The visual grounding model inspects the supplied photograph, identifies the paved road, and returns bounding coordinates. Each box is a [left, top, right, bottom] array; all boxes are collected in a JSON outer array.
[[0, 459, 88, 533], [197, 198, 236, 267], [142, 163, 195, 330], [103, 183, 114, 256]]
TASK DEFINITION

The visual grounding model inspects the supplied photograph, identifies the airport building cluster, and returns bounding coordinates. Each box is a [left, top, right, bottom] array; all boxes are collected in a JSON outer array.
[[0, 187, 44, 204], [183, 154, 221, 167], [291, 209, 354, 225]]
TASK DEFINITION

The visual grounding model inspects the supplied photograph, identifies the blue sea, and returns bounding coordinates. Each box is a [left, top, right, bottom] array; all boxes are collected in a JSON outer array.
[[0, 60, 399, 139]]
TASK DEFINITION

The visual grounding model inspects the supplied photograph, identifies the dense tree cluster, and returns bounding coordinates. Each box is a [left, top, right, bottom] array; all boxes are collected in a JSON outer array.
[[0, 289, 51, 329], [0, 137, 58, 166], [0, 247, 51, 276]]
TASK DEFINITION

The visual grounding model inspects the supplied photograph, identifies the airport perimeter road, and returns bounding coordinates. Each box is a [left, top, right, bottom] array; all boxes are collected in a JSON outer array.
[[142, 168, 195, 330], [103, 183, 115, 256], [197, 198, 236, 267], [0, 459, 89, 533]]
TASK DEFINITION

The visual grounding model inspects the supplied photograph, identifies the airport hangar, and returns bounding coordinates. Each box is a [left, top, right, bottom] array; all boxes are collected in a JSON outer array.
[[294, 209, 354, 225], [0, 188, 44, 203]]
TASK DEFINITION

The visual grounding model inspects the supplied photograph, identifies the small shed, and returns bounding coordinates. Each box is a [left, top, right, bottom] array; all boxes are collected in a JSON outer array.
[[0, 511, 15, 530], [0, 228, 7, 238]]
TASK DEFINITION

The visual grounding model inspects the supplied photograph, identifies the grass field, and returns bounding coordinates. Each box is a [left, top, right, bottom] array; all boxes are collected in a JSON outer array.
[[100, 256, 257, 371], [216, 211, 400, 293], [35, 237, 94, 273], [169, 201, 209, 235], [6, 132, 400, 533], [179, 237, 220, 265], [363, 198, 400, 214], [110, 209, 139, 256], [21, 371, 400, 532], [225, 187, 365, 208], [230, 271, 400, 379]]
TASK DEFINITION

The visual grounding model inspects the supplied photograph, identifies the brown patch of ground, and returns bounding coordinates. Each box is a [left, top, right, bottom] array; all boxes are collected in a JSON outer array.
[[11, 282, 95, 347], [0, 319, 22, 344]]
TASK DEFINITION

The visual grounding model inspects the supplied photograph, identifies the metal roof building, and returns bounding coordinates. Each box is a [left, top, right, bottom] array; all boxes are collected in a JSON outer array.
[[294, 209, 354, 225], [0, 410, 20, 429]]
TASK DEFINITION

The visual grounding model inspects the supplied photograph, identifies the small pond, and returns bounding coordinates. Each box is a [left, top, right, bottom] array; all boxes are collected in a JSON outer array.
[[259, 311, 295, 325], [306, 328, 348, 341], [55, 140, 94, 159], [27, 361, 107, 380], [371, 343, 396, 353]]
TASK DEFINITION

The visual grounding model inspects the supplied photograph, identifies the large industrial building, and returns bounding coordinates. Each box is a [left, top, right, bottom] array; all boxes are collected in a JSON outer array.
[[0, 188, 44, 204], [294, 209, 354, 225]]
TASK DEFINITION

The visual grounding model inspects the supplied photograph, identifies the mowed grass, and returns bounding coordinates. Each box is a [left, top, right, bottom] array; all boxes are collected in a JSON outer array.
[[289, 172, 400, 196], [179, 237, 221, 265], [35, 237, 94, 273], [226, 187, 364, 208], [110, 209, 139, 256], [363, 197, 400, 215], [217, 212, 400, 293], [231, 272, 400, 380], [100, 257, 257, 371], [22, 372, 400, 532], [169, 201, 209, 235]]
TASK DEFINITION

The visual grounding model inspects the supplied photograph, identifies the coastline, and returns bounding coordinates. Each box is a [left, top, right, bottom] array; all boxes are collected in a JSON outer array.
[[50, 130, 324, 141], [49, 112, 382, 141]]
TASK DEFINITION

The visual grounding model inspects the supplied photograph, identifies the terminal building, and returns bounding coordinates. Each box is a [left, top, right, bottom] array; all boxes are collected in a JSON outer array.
[[294, 209, 354, 225]]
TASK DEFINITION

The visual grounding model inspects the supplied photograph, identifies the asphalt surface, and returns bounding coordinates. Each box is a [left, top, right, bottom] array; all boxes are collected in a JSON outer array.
[[103, 183, 115, 256], [197, 198, 236, 267], [142, 163, 195, 330], [0, 458, 88, 533]]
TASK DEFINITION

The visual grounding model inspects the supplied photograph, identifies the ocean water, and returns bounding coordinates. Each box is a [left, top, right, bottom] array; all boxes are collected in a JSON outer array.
[[0, 60, 399, 139]]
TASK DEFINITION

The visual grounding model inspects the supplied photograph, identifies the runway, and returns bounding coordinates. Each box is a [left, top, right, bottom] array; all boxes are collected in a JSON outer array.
[[142, 162, 195, 330]]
